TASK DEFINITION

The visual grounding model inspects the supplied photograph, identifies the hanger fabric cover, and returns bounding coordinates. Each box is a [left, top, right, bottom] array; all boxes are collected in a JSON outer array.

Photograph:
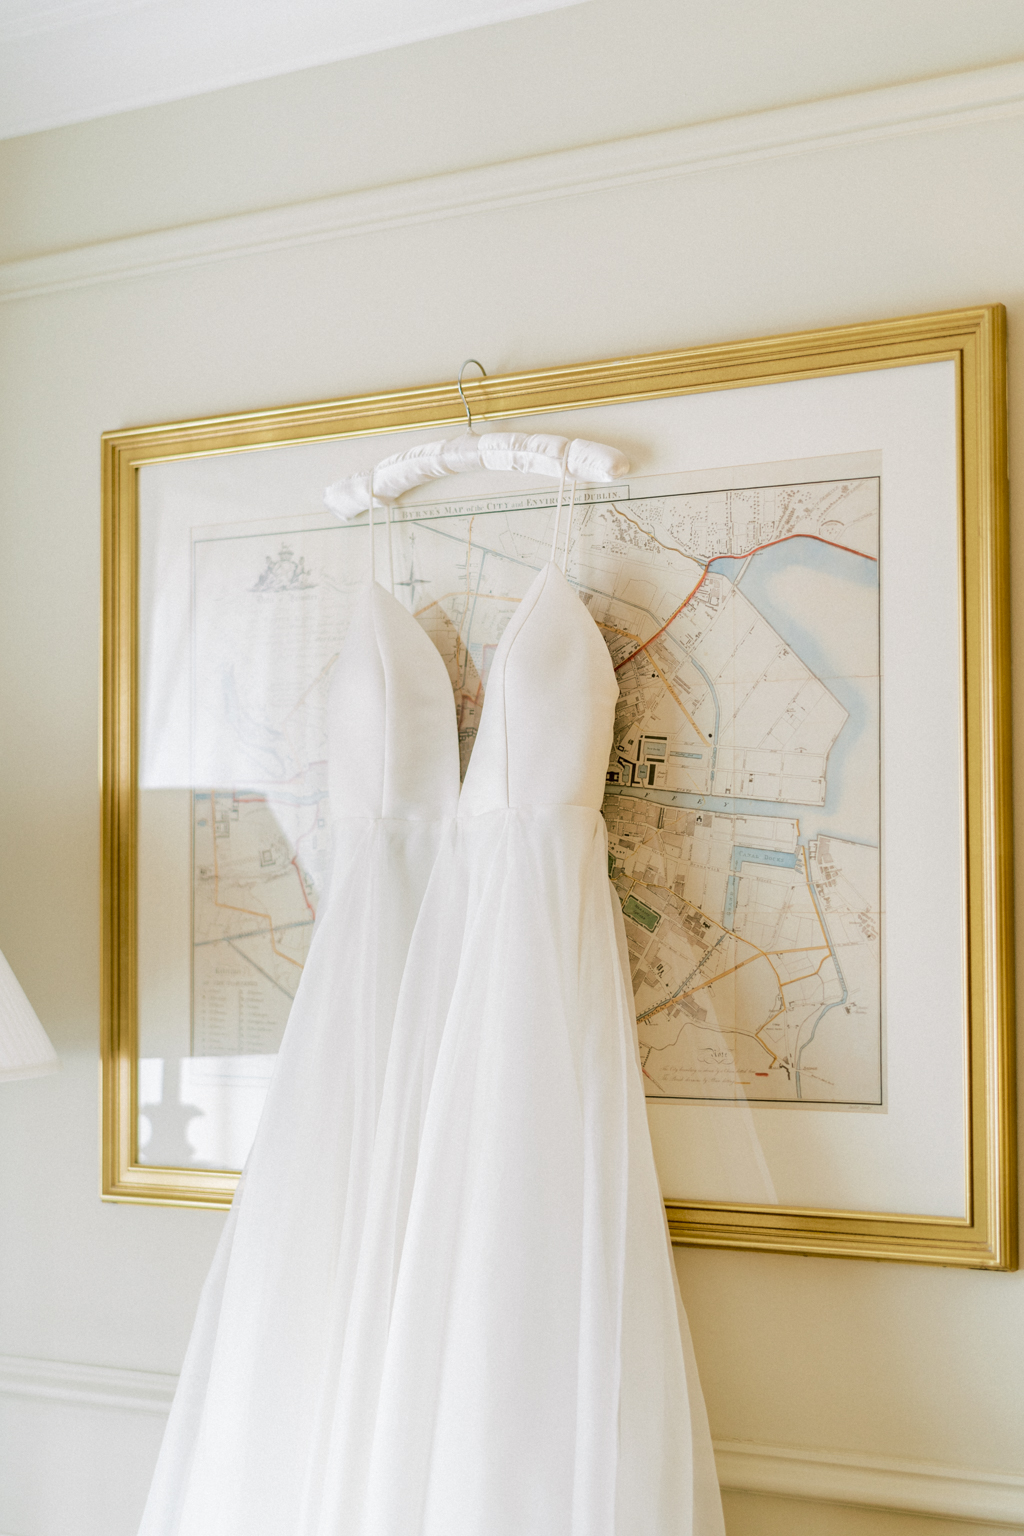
[[324, 433, 629, 521]]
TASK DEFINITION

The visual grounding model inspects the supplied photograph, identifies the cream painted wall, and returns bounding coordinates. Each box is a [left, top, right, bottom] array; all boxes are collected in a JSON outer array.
[[6, 0, 1024, 262], [1, 5, 1024, 1534]]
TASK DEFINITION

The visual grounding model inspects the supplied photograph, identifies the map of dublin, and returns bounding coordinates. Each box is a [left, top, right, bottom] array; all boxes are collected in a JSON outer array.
[[190, 459, 882, 1108]]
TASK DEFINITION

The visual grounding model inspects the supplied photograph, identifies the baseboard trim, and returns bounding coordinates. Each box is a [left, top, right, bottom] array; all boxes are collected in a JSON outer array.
[[2, 1353, 1022, 1523], [2, 59, 1023, 302], [715, 1439, 1024, 1526]]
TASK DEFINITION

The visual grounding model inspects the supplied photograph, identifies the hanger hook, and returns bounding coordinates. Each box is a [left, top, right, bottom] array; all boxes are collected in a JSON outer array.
[[456, 358, 487, 431]]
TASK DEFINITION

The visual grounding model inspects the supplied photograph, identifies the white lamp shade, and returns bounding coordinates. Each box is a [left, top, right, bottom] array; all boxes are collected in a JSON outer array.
[[0, 947, 58, 1081]]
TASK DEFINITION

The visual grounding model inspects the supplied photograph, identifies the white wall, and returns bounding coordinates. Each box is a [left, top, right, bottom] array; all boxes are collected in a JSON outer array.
[[2, 4, 1024, 1533]]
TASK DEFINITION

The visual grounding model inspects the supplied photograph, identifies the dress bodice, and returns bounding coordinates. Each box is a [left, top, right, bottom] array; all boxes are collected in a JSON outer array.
[[328, 583, 460, 820], [459, 562, 618, 816]]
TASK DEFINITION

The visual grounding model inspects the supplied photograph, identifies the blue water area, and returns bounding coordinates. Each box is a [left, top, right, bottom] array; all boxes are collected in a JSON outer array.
[[723, 845, 798, 926], [705, 537, 879, 846], [607, 784, 875, 848], [730, 845, 798, 871]]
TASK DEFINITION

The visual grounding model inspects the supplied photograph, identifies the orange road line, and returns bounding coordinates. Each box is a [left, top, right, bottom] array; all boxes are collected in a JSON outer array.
[[645, 650, 704, 744], [682, 951, 767, 998], [282, 654, 339, 723], [769, 945, 829, 954], [753, 1007, 784, 1064], [637, 950, 772, 1023], [598, 621, 645, 643], [615, 568, 708, 672], [414, 591, 523, 618], [781, 952, 835, 987], [628, 876, 792, 985], [207, 791, 304, 968]]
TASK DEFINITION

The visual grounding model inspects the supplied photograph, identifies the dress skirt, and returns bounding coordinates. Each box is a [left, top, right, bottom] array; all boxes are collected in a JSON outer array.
[[298, 805, 724, 1536], [139, 805, 723, 1536], [138, 816, 447, 1536]]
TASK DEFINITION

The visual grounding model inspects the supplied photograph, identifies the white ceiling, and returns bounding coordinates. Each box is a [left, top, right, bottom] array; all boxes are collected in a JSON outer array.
[[0, 0, 588, 140]]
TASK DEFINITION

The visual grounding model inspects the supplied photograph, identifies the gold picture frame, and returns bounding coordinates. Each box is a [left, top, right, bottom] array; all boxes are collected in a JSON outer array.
[[101, 305, 1015, 1268]]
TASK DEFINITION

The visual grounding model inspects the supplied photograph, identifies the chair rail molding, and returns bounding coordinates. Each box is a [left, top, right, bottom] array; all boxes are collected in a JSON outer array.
[[2, 1353, 1023, 1525], [2, 58, 1024, 303], [0, 1352, 175, 1415]]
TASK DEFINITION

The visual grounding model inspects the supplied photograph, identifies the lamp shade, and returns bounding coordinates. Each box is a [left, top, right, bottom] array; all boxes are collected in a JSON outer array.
[[0, 947, 58, 1081]]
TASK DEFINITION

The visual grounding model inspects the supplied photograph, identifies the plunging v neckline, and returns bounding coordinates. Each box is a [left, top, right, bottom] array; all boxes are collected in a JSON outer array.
[[455, 561, 573, 807]]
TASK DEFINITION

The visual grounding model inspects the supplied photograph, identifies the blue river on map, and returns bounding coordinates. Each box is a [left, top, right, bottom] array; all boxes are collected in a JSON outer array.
[[609, 536, 880, 848]]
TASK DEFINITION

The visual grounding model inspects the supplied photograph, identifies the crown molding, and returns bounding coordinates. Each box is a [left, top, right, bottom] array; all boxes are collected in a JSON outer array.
[[1, 58, 1023, 305], [2, 1352, 1023, 1523]]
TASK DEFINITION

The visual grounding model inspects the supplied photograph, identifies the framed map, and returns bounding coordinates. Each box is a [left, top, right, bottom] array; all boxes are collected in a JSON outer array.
[[101, 307, 1016, 1267]]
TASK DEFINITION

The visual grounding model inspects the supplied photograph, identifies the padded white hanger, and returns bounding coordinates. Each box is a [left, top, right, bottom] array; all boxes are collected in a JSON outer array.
[[324, 360, 629, 533]]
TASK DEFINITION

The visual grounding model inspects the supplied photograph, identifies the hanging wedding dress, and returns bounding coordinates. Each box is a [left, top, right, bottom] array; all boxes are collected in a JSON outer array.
[[140, 542, 723, 1535], [299, 559, 724, 1536], [138, 580, 460, 1536]]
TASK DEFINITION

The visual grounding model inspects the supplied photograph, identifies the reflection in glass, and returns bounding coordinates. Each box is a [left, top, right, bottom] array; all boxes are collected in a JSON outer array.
[[138, 1056, 277, 1170]]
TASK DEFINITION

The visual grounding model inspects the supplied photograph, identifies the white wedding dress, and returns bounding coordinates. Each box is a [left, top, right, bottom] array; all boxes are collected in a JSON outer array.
[[138, 582, 460, 1535], [140, 563, 724, 1536]]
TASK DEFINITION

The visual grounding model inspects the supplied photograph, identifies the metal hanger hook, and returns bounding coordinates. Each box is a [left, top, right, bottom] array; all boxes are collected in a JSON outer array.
[[456, 358, 487, 431]]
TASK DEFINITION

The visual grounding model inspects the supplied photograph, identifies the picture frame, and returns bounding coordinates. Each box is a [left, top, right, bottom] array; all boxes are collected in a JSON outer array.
[[101, 305, 1015, 1269]]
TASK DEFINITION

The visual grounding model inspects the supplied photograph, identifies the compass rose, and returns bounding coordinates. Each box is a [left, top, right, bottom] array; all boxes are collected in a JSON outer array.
[[396, 560, 430, 604]]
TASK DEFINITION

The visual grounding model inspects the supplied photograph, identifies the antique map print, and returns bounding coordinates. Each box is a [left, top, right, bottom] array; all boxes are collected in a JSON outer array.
[[189, 456, 882, 1107]]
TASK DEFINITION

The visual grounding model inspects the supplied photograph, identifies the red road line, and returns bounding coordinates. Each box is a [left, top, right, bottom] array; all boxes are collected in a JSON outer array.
[[613, 532, 876, 672], [615, 569, 709, 672]]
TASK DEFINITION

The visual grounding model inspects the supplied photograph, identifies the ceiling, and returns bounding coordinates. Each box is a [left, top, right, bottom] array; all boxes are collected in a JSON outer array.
[[0, 0, 588, 140]]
